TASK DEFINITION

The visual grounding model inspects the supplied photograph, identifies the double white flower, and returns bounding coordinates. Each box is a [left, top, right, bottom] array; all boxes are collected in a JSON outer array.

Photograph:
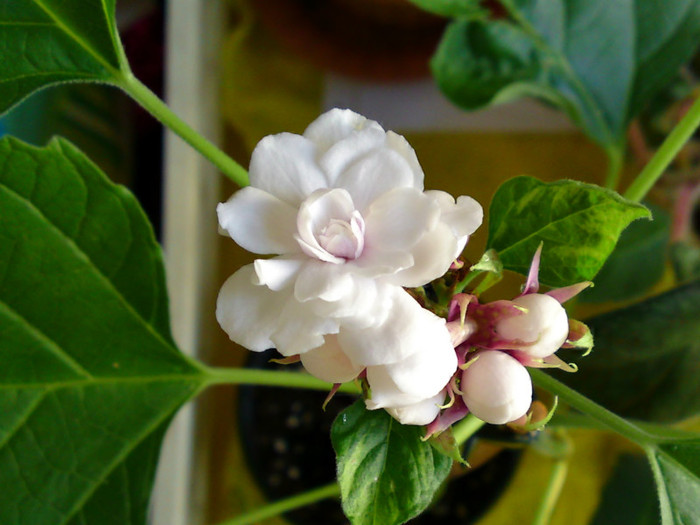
[[216, 109, 483, 424]]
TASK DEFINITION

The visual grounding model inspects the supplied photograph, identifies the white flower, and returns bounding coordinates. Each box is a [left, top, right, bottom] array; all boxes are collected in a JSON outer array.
[[461, 350, 532, 424], [495, 293, 569, 358], [216, 108, 482, 418]]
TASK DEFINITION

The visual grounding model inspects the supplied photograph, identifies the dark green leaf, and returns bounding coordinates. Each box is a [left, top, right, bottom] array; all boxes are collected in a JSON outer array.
[[406, 0, 486, 18], [0, 137, 205, 525], [648, 438, 700, 524], [331, 400, 452, 525], [670, 242, 700, 283], [591, 454, 659, 525], [431, 0, 700, 148], [560, 280, 700, 422], [580, 203, 670, 303], [486, 176, 650, 287], [0, 0, 127, 116]]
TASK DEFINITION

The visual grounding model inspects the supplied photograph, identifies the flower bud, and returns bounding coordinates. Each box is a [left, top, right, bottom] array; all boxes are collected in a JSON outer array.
[[495, 293, 568, 358], [461, 351, 532, 424]]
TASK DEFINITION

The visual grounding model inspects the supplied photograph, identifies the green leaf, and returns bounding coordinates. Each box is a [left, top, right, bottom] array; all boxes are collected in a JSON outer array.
[[331, 400, 452, 525], [591, 454, 659, 525], [405, 0, 487, 18], [0, 137, 205, 524], [0, 0, 127, 116], [486, 176, 650, 287], [560, 280, 700, 423], [648, 438, 700, 524], [670, 242, 700, 282], [580, 203, 671, 303], [431, 0, 700, 148]]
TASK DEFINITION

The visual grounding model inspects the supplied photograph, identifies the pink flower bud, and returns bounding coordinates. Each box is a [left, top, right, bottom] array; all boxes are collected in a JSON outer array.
[[495, 293, 569, 358], [461, 351, 532, 424]]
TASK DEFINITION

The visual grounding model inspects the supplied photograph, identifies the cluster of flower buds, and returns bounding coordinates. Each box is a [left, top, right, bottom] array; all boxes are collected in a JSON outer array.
[[426, 246, 593, 435]]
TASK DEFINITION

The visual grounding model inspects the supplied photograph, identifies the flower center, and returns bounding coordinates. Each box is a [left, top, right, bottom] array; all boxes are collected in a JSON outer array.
[[295, 188, 366, 264]]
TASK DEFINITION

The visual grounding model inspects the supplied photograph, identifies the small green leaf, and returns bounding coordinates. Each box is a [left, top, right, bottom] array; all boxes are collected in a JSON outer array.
[[648, 438, 700, 524], [429, 427, 467, 465], [331, 400, 453, 525], [560, 280, 700, 423], [487, 176, 650, 287], [0, 137, 206, 524], [431, 0, 700, 149], [670, 242, 700, 282], [0, 0, 127, 116], [580, 203, 671, 303], [406, 0, 487, 18]]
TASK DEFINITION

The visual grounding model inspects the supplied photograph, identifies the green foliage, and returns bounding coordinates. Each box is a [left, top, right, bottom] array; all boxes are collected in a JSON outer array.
[[561, 280, 700, 422], [487, 176, 650, 287], [405, 0, 486, 18], [431, 0, 700, 150], [331, 400, 452, 525], [580, 203, 671, 303], [648, 438, 700, 524], [0, 0, 127, 117], [0, 137, 205, 525]]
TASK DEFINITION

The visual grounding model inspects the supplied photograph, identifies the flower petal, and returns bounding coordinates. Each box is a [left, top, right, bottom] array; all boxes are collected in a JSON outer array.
[[384, 221, 459, 288], [318, 125, 387, 184], [385, 130, 424, 189], [249, 132, 329, 206], [363, 187, 439, 253], [384, 391, 445, 426], [338, 288, 450, 366], [303, 108, 379, 154], [217, 187, 299, 255], [294, 261, 356, 303], [300, 335, 364, 383], [253, 257, 304, 291], [335, 148, 416, 212]]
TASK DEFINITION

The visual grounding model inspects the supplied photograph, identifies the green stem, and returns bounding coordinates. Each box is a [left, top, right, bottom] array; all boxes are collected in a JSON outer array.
[[624, 94, 700, 203], [604, 144, 624, 190], [203, 366, 361, 394], [531, 459, 569, 525], [529, 369, 653, 447], [453, 414, 486, 445], [215, 482, 341, 525], [115, 72, 250, 187]]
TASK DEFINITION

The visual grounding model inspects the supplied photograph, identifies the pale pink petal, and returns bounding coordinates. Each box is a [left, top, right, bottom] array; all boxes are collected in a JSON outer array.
[[294, 261, 356, 303], [338, 288, 449, 366], [335, 149, 416, 212], [385, 130, 424, 189], [318, 125, 387, 184], [363, 188, 439, 252], [253, 257, 304, 291], [217, 187, 299, 255], [249, 133, 329, 206], [300, 335, 364, 383], [385, 391, 446, 426], [216, 265, 286, 352], [384, 222, 459, 288], [303, 108, 380, 154]]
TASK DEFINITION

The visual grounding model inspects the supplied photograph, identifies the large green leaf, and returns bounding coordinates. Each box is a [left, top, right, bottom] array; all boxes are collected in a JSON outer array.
[[431, 0, 700, 148], [580, 203, 670, 303], [405, 0, 486, 18], [0, 0, 127, 116], [0, 137, 205, 524], [331, 400, 452, 525], [561, 281, 700, 423], [648, 438, 700, 524], [486, 176, 650, 287]]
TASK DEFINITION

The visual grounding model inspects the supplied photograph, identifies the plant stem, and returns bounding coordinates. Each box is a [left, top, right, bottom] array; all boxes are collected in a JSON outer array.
[[604, 145, 624, 190], [453, 414, 486, 445], [215, 482, 341, 525], [529, 369, 653, 447], [531, 459, 569, 525], [204, 366, 361, 394], [624, 94, 700, 203], [115, 72, 250, 187]]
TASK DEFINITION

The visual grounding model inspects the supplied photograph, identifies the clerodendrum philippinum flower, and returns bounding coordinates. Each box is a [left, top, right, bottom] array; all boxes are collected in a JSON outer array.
[[216, 109, 483, 424]]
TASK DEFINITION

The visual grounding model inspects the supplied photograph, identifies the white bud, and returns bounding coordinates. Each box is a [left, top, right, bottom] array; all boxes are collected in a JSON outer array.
[[495, 293, 568, 358], [385, 390, 445, 426], [461, 350, 532, 424]]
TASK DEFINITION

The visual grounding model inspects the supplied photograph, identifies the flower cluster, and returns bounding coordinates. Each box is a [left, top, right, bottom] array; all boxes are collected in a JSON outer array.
[[428, 247, 592, 433], [216, 109, 483, 425]]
